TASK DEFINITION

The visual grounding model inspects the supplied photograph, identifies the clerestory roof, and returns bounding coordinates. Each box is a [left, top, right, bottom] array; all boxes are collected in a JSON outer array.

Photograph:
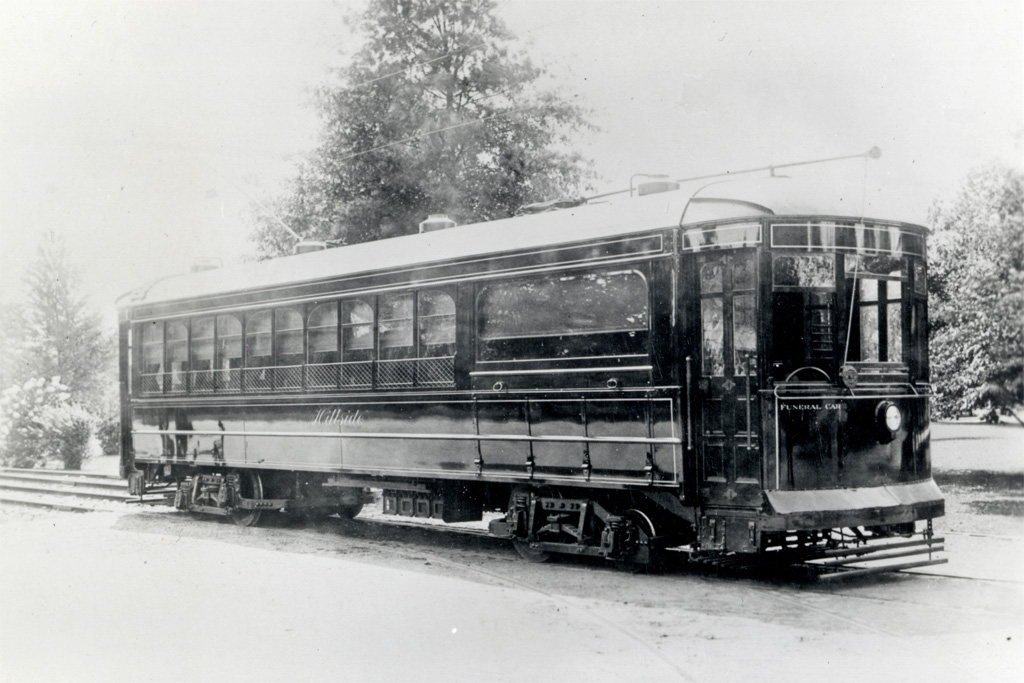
[[121, 176, 925, 309]]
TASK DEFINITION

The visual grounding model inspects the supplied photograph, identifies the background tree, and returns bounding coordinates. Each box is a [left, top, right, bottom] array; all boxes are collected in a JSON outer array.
[[0, 233, 115, 467], [0, 302, 24, 393], [927, 163, 1024, 420], [253, 0, 594, 256], [18, 232, 112, 404]]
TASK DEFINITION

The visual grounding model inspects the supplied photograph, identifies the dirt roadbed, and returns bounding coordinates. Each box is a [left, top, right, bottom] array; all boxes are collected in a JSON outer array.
[[2, 422, 1021, 683]]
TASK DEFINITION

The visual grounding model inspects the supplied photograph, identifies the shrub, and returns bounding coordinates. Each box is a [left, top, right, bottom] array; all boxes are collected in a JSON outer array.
[[0, 377, 71, 468], [38, 403, 95, 470], [96, 414, 121, 456]]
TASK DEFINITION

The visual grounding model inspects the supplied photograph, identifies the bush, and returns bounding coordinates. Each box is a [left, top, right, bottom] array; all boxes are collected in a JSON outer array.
[[96, 414, 121, 456], [39, 403, 94, 470], [0, 377, 96, 469], [0, 377, 71, 468]]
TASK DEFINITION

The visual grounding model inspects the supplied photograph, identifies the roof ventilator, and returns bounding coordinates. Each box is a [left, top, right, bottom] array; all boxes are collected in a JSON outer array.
[[419, 214, 457, 233], [637, 180, 681, 196], [516, 197, 587, 215], [294, 240, 328, 254], [189, 257, 222, 273]]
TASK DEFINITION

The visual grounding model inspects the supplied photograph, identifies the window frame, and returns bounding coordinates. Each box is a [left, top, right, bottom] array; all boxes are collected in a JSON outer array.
[[910, 258, 929, 381], [307, 302, 340, 365], [474, 267, 651, 363], [274, 307, 305, 367], [244, 310, 274, 368], [216, 314, 243, 391], [189, 315, 216, 393], [699, 252, 758, 378], [140, 320, 165, 394], [377, 292, 416, 360], [843, 255, 908, 366], [418, 288, 456, 358], [164, 319, 189, 393], [132, 286, 460, 396], [341, 298, 376, 361]]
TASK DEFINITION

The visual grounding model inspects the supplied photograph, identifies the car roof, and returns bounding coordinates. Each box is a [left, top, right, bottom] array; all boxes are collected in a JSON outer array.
[[121, 176, 925, 309]]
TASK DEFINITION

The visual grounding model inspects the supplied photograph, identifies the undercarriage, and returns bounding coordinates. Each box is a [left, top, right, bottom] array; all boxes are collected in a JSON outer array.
[[486, 488, 692, 567], [129, 466, 370, 526], [129, 464, 946, 579]]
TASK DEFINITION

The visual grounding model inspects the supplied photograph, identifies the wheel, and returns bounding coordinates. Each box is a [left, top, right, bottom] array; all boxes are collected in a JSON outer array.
[[336, 503, 364, 519], [509, 487, 551, 563], [229, 469, 264, 527], [512, 537, 552, 563], [615, 508, 658, 572], [624, 508, 657, 538]]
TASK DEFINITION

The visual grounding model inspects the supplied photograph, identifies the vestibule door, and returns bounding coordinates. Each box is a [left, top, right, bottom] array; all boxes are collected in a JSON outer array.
[[697, 250, 762, 507]]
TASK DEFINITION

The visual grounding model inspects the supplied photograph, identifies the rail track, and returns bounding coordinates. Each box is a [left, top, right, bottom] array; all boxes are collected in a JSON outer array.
[[0, 467, 171, 512], [3, 469, 1003, 586]]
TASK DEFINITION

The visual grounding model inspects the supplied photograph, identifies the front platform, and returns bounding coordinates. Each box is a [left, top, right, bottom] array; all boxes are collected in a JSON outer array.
[[762, 479, 945, 531]]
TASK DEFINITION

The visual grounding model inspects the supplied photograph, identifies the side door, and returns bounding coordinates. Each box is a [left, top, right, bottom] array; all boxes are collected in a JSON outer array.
[[697, 250, 762, 507]]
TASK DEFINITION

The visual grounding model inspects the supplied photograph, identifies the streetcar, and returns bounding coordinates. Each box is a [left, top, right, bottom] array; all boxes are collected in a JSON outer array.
[[118, 173, 945, 578]]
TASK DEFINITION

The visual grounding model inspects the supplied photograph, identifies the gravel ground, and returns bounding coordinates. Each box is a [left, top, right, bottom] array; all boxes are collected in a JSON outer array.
[[931, 420, 1024, 472], [2, 422, 1021, 683]]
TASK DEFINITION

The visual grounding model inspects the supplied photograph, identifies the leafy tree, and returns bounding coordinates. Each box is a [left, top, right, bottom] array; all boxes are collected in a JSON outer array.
[[253, 0, 594, 256], [18, 232, 112, 404], [927, 163, 1024, 421]]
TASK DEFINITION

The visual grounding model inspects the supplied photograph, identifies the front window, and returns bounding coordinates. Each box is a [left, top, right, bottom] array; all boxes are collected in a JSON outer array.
[[845, 255, 904, 364], [769, 248, 914, 382], [770, 254, 837, 380]]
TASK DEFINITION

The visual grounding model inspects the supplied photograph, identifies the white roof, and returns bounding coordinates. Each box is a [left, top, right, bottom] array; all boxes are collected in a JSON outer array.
[[124, 177, 923, 309]]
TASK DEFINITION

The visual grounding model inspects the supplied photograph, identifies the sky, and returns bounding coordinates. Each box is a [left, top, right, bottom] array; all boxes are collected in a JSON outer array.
[[1, 0, 1021, 325]]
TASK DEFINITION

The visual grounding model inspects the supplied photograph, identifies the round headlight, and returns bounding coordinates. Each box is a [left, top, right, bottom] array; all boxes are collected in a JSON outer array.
[[884, 404, 902, 433]]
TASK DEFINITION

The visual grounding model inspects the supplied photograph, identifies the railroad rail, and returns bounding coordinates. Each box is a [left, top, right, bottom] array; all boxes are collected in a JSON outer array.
[[0, 469, 948, 582], [0, 468, 171, 512]]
